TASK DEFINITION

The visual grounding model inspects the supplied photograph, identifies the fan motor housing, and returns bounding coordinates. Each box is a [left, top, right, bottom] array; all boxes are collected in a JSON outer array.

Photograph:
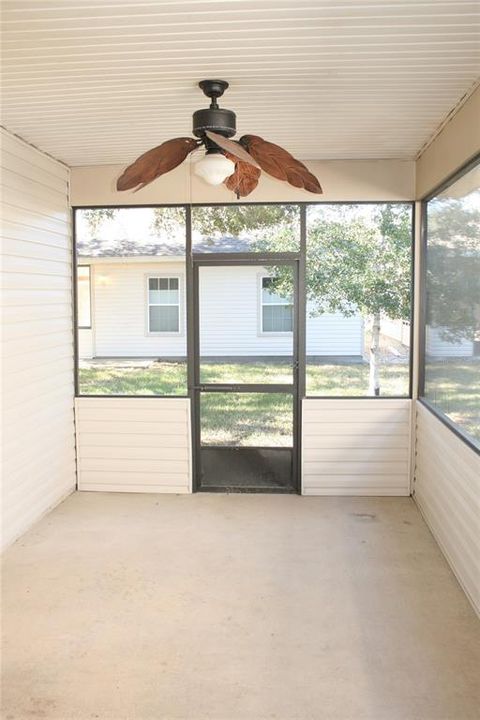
[[193, 107, 236, 139]]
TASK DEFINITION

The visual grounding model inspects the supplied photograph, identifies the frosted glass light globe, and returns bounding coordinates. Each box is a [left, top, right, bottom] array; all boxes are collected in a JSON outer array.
[[194, 152, 235, 186]]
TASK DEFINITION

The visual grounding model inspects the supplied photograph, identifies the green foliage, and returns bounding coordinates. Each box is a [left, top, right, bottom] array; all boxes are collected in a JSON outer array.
[[190, 204, 299, 240], [263, 204, 412, 322], [150, 206, 186, 236], [82, 208, 117, 233], [426, 196, 480, 342]]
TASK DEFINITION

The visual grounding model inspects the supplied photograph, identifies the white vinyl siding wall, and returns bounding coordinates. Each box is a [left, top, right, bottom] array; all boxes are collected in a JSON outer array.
[[425, 326, 474, 358], [414, 403, 480, 615], [1, 129, 76, 550], [84, 262, 362, 358], [302, 399, 411, 495], [75, 397, 191, 493], [92, 262, 187, 357]]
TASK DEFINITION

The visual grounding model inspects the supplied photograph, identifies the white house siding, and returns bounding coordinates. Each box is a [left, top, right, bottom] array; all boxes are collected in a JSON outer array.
[[83, 261, 363, 358], [75, 397, 191, 493], [92, 261, 187, 357], [414, 403, 480, 616], [1, 129, 76, 550], [425, 325, 474, 358], [78, 328, 93, 358], [302, 399, 411, 495]]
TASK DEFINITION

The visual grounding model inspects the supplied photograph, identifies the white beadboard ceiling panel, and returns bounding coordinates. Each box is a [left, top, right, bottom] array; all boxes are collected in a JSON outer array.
[[1, 0, 479, 165]]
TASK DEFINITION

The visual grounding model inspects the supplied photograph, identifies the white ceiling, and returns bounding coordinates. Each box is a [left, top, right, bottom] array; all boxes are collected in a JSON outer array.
[[2, 0, 479, 166]]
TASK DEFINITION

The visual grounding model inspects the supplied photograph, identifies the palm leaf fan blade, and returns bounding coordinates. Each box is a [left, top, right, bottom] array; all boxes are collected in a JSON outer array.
[[117, 137, 199, 191], [239, 135, 322, 194], [223, 153, 261, 197]]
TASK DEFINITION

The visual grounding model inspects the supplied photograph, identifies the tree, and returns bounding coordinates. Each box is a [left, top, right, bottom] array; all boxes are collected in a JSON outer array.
[[82, 208, 117, 233], [425, 197, 480, 345], [258, 204, 412, 395]]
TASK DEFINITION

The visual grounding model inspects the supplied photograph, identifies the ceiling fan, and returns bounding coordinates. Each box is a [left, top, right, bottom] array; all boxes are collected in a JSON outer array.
[[116, 79, 322, 198]]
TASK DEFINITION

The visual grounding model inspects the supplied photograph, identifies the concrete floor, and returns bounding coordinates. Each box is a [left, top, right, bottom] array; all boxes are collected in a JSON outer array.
[[2, 493, 480, 720]]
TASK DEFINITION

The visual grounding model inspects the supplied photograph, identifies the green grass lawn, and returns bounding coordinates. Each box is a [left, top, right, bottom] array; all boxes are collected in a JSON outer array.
[[79, 358, 479, 446]]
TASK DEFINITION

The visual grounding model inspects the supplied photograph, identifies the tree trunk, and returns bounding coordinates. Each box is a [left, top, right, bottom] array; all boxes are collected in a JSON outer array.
[[369, 313, 381, 396]]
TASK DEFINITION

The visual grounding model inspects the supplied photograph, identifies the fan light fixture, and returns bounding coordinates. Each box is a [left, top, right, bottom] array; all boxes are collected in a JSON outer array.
[[194, 149, 235, 185], [116, 79, 323, 198]]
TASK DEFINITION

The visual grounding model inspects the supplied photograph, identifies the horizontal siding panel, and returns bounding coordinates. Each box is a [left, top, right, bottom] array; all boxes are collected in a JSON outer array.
[[1, 133, 68, 179], [1, 344, 73, 374], [302, 408, 410, 423], [75, 397, 192, 493], [2, 372, 73, 411], [2, 317, 72, 341], [1, 130, 75, 551], [301, 434, 409, 449], [80, 445, 189, 460], [303, 461, 408, 475], [75, 396, 187, 406], [1, 218, 71, 248], [1, 151, 68, 195], [303, 474, 409, 487], [1, 185, 68, 220], [80, 458, 189, 474], [414, 403, 480, 615], [302, 398, 411, 496], [303, 421, 410, 437], [2, 253, 71, 275], [76, 420, 187, 435], [2, 331, 73, 358], [304, 447, 408, 462], [77, 407, 187, 423], [78, 432, 188, 448], [1, 271, 71, 290], [1, 288, 72, 306], [305, 487, 409, 496], [79, 482, 190, 494], [1, 201, 68, 235], [2, 302, 72, 323], [0, 166, 67, 202], [302, 399, 409, 410]]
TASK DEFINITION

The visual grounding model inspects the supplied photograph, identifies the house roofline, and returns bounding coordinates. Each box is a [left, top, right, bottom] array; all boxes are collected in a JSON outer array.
[[78, 255, 186, 264]]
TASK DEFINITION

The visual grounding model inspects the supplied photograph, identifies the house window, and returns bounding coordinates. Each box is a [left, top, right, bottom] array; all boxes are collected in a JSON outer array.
[[148, 277, 180, 333], [77, 265, 91, 328], [261, 276, 293, 332]]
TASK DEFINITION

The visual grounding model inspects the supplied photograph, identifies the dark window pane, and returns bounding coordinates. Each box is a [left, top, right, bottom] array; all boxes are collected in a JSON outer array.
[[159, 278, 169, 290], [424, 161, 480, 448], [170, 278, 179, 290], [149, 277, 157, 291]]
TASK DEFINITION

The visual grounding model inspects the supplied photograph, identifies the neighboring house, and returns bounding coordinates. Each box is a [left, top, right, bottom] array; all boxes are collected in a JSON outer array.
[[425, 326, 475, 358], [77, 236, 364, 359]]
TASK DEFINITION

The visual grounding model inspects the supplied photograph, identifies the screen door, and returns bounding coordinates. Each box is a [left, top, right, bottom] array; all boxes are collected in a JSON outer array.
[[192, 258, 299, 492]]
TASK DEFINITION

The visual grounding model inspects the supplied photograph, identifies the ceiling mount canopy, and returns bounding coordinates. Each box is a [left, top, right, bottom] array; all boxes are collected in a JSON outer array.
[[116, 79, 323, 197]]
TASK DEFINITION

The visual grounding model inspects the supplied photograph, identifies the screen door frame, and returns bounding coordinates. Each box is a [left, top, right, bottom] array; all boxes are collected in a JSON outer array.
[[190, 253, 302, 493]]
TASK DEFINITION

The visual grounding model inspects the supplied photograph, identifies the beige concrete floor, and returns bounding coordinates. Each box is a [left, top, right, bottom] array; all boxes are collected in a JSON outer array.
[[2, 492, 480, 720]]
